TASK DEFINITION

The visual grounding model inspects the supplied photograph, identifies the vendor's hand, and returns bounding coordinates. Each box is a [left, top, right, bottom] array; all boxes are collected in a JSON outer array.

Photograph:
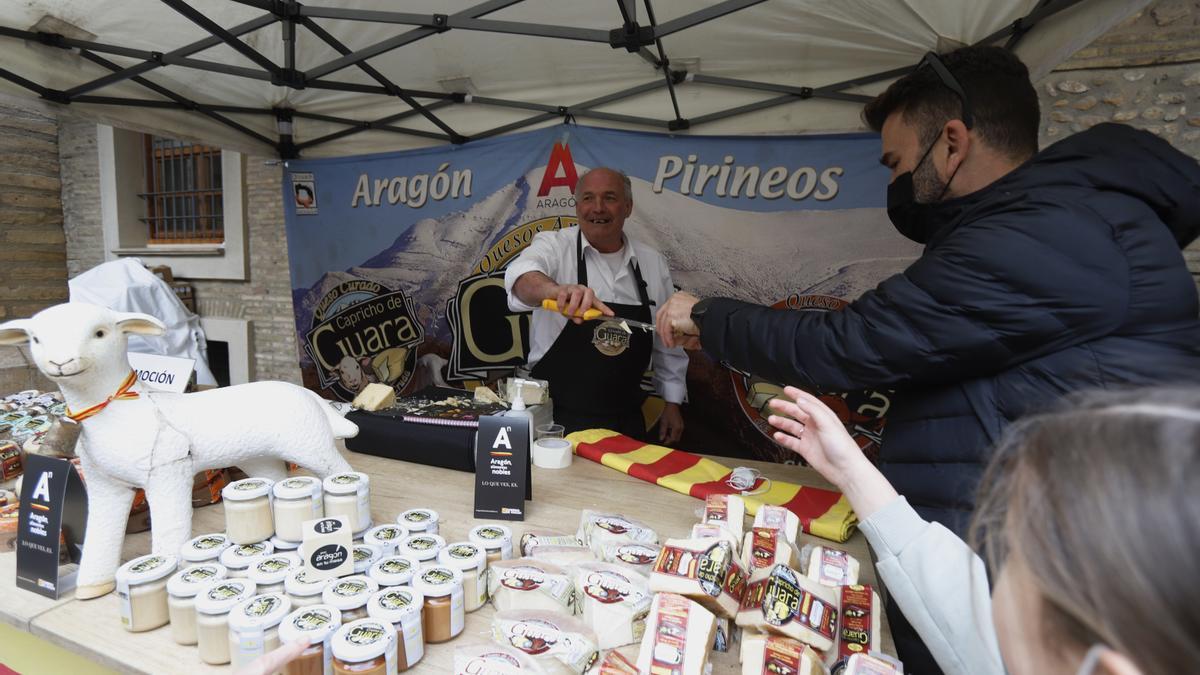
[[767, 386, 897, 519], [658, 402, 684, 445], [656, 292, 701, 349], [554, 284, 613, 324], [233, 638, 309, 675]]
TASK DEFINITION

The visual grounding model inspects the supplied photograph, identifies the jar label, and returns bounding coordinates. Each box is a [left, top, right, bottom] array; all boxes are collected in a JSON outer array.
[[448, 544, 478, 559], [379, 589, 413, 610], [235, 479, 267, 491], [244, 595, 280, 617], [421, 567, 454, 585], [235, 543, 268, 557], [380, 559, 412, 574], [192, 535, 227, 550], [129, 556, 167, 574], [331, 579, 369, 597], [347, 622, 387, 646], [292, 608, 333, 631], [258, 557, 292, 573], [407, 537, 437, 551], [331, 474, 360, 485], [403, 510, 430, 523], [372, 526, 402, 541], [281, 477, 313, 489], [475, 526, 505, 540], [354, 547, 373, 562], [182, 566, 219, 584], [209, 582, 246, 601]]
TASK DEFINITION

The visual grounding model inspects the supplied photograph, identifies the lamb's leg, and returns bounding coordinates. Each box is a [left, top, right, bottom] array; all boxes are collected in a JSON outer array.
[[143, 459, 195, 558], [237, 457, 290, 483], [76, 473, 136, 600]]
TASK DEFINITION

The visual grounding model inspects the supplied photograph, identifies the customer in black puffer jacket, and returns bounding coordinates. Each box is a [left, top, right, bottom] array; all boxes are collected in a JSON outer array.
[[655, 46, 1200, 671]]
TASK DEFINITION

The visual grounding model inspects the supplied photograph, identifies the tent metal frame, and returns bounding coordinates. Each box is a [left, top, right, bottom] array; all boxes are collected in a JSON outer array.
[[0, 0, 1085, 158]]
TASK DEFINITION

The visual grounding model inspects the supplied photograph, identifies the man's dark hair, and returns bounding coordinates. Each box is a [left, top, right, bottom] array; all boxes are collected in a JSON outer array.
[[863, 46, 1039, 161]]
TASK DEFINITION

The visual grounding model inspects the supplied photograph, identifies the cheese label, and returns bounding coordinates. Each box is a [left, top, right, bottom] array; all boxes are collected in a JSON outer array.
[[703, 494, 729, 523], [837, 584, 875, 660], [500, 566, 546, 591], [761, 635, 806, 673], [817, 548, 850, 586], [655, 541, 747, 604], [582, 569, 644, 605], [749, 528, 779, 569], [648, 594, 691, 674], [742, 567, 837, 641]]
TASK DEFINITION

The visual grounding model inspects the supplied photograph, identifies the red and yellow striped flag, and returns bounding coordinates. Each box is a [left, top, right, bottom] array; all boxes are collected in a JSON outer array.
[[569, 429, 857, 543]]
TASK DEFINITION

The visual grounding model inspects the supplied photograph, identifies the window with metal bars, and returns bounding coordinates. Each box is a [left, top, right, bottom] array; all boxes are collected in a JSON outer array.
[[139, 135, 224, 244]]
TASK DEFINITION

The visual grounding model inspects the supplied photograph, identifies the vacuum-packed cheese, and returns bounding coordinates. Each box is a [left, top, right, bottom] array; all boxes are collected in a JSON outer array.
[[740, 632, 825, 675], [520, 531, 584, 557], [806, 546, 860, 587], [828, 584, 882, 672], [844, 652, 904, 674], [530, 545, 597, 568], [491, 610, 600, 675], [741, 527, 796, 572], [753, 505, 800, 544], [649, 538, 748, 619], [636, 592, 716, 675], [572, 562, 651, 649], [691, 523, 741, 553], [577, 511, 658, 557], [600, 542, 661, 576], [454, 643, 548, 674], [737, 564, 839, 651], [489, 558, 575, 614], [702, 494, 745, 542]]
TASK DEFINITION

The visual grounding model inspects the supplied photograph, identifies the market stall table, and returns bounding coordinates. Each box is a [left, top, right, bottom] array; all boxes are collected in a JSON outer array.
[[1, 443, 894, 673]]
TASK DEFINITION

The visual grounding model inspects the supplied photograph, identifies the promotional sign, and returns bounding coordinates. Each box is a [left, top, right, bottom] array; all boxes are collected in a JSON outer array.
[[16, 454, 86, 599], [284, 124, 922, 461], [301, 514, 354, 580], [474, 415, 531, 521], [127, 352, 195, 393]]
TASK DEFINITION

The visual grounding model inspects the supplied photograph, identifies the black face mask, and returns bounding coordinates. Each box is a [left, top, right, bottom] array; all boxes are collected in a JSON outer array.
[[886, 135, 951, 244]]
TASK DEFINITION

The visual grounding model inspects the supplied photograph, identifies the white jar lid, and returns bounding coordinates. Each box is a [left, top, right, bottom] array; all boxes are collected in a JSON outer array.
[[195, 578, 258, 615], [323, 471, 369, 495], [366, 587, 424, 625], [167, 563, 228, 598], [222, 477, 274, 501], [353, 544, 383, 573], [115, 553, 178, 586], [284, 568, 330, 598], [438, 542, 485, 572], [248, 553, 301, 585], [228, 593, 292, 633], [220, 541, 274, 569], [363, 524, 407, 548], [331, 618, 396, 664], [270, 535, 300, 551], [412, 565, 463, 598], [180, 533, 232, 562], [279, 604, 342, 646], [399, 533, 445, 561], [273, 475, 322, 501], [367, 555, 419, 587], [469, 524, 513, 549], [398, 508, 438, 528], [322, 575, 379, 610]]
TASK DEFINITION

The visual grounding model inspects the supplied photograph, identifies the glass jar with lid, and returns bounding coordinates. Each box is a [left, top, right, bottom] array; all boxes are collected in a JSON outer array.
[[367, 587, 425, 671], [397, 533, 445, 567], [285, 567, 331, 608], [247, 552, 301, 595], [362, 523, 407, 556], [352, 544, 383, 575], [166, 563, 228, 645], [222, 477, 276, 544], [322, 471, 371, 535], [227, 592, 293, 671], [180, 532, 232, 564], [330, 618, 397, 675], [469, 524, 513, 563], [279, 604, 342, 675], [367, 555, 419, 588], [194, 578, 258, 665], [322, 574, 379, 623], [114, 553, 178, 632], [438, 542, 488, 612], [220, 540, 274, 577], [397, 508, 439, 535], [412, 565, 464, 644], [272, 476, 324, 543]]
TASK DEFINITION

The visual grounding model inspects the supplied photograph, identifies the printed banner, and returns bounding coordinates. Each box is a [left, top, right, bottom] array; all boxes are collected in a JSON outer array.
[[283, 124, 921, 461]]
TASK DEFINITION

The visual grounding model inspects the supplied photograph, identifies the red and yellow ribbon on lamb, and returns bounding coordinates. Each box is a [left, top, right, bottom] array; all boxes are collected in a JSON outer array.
[[569, 429, 857, 543]]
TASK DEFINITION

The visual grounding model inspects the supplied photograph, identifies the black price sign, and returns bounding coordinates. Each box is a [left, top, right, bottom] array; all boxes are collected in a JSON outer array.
[[16, 454, 87, 599], [473, 415, 532, 521]]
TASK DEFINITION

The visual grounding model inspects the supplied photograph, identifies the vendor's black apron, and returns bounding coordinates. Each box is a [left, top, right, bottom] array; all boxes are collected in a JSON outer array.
[[530, 231, 654, 439]]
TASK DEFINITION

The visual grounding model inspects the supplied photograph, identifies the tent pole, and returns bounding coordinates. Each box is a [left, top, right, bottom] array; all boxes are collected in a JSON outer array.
[[159, 0, 283, 80]]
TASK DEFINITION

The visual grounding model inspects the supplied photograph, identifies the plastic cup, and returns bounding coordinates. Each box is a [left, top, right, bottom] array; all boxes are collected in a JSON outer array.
[[536, 423, 564, 440]]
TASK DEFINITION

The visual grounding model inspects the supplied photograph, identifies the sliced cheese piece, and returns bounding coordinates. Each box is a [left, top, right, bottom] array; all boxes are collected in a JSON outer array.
[[577, 511, 658, 557], [736, 564, 839, 652], [636, 593, 716, 675], [649, 538, 748, 619], [753, 505, 800, 545], [572, 562, 652, 649], [492, 609, 599, 675], [489, 558, 575, 614], [827, 584, 882, 672], [740, 633, 825, 675], [351, 382, 396, 411], [806, 546, 861, 587]]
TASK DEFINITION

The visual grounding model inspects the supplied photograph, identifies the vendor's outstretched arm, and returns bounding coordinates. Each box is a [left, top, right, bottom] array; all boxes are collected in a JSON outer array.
[[512, 271, 613, 324]]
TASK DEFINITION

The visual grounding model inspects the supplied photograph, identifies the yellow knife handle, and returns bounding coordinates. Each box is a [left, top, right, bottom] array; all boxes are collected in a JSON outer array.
[[541, 299, 603, 320]]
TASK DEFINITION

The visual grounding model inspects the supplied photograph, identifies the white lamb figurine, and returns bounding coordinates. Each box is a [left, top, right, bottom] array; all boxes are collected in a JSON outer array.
[[0, 302, 357, 599]]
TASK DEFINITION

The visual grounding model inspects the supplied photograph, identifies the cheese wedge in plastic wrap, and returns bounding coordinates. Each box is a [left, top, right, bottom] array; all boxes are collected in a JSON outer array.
[[702, 493, 745, 544], [737, 564, 839, 651], [740, 632, 826, 675], [636, 592, 717, 675], [827, 584, 882, 673], [454, 642, 550, 674], [531, 545, 598, 568], [806, 546, 860, 587], [649, 538, 748, 619], [572, 562, 652, 649], [491, 609, 600, 675], [577, 511, 658, 557], [520, 531, 584, 557], [741, 527, 797, 573], [753, 504, 800, 545], [601, 541, 662, 576], [691, 523, 741, 553], [489, 558, 576, 614]]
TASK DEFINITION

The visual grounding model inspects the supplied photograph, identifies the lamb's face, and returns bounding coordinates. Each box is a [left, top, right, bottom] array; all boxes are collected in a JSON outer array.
[[0, 302, 166, 381]]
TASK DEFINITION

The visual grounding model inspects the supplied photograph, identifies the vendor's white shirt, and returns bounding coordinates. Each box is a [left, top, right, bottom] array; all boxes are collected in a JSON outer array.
[[504, 228, 688, 405]]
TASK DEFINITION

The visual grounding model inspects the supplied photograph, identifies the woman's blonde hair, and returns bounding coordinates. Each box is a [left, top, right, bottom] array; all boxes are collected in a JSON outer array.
[[971, 388, 1200, 673]]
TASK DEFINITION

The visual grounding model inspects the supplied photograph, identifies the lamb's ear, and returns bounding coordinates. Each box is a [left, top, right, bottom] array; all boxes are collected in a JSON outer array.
[[0, 319, 32, 346], [115, 312, 166, 337]]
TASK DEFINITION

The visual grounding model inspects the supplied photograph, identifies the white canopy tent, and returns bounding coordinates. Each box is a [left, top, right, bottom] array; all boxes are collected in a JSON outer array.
[[0, 0, 1147, 158]]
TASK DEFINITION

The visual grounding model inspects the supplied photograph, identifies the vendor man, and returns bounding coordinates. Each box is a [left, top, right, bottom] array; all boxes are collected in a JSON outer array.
[[505, 167, 687, 443]]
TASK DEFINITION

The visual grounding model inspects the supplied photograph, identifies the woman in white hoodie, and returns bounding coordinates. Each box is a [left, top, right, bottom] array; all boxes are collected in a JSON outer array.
[[768, 386, 1200, 675]]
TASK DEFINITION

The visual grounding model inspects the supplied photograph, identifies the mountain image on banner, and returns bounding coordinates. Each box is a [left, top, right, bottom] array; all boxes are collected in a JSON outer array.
[[292, 165, 920, 369]]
